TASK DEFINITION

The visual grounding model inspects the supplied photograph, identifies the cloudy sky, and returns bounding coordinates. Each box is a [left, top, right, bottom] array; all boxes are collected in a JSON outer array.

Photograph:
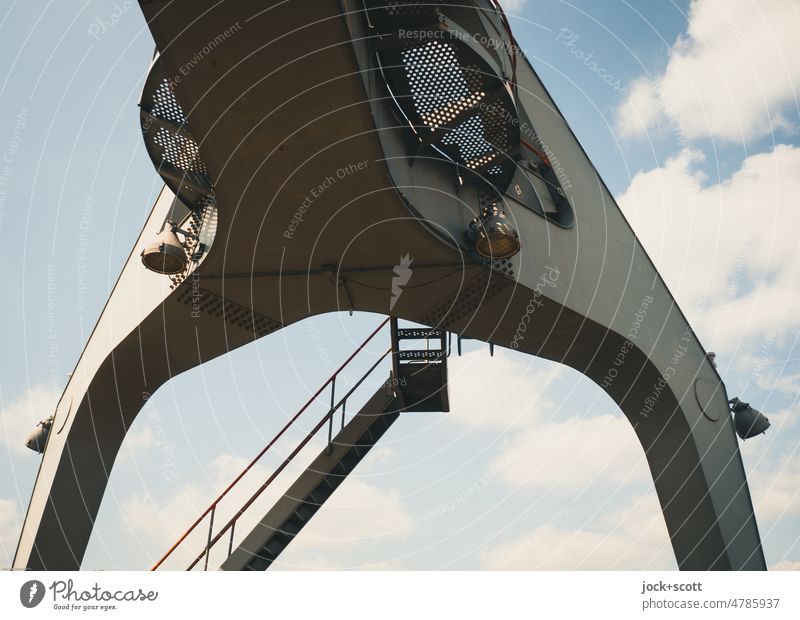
[[1, 0, 799, 571]]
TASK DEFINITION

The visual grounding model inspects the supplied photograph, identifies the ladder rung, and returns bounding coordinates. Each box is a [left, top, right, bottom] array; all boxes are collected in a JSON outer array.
[[396, 328, 444, 340], [398, 350, 445, 360], [281, 518, 302, 537], [294, 503, 315, 523], [254, 547, 275, 562]]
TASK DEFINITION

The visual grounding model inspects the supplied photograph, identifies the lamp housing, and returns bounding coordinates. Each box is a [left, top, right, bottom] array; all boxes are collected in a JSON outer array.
[[729, 398, 771, 440], [141, 226, 189, 274], [25, 417, 54, 454], [468, 203, 520, 260]]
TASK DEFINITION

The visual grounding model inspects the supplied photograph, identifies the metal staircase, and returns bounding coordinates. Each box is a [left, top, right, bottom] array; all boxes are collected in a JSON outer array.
[[151, 316, 449, 571], [222, 385, 400, 570]]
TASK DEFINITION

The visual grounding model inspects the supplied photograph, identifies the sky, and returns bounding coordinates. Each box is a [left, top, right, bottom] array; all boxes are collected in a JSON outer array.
[[1, 0, 799, 571]]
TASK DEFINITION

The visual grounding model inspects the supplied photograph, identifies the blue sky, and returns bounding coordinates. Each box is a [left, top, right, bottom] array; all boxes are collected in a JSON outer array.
[[1, 0, 799, 570]]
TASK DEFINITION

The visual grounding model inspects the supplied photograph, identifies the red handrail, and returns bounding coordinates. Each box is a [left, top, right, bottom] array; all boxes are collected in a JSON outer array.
[[151, 316, 390, 570], [185, 346, 392, 570]]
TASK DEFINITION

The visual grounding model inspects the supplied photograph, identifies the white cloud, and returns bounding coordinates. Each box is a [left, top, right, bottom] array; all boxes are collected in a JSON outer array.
[[0, 384, 156, 463], [119, 447, 412, 570], [498, 0, 528, 13], [732, 410, 800, 569], [119, 450, 308, 568], [482, 492, 675, 569], [773, 560, 800, 570], [444, 352, 673, 570], [617, 144, 800, 351], [749, 453, 800, 524], [116, 424, 157, 463], [125, 425, 156, 452], [447, 349, 565, 430], [756, 371, 800, 397], [616, 77, 665, 140], [0, 498, 21, 567], [0, 385, 60, 455], [274, 480, 412, 569], [487, 412, 648, 490], [368, 446, 397, 463], [616, 0, 800, 142], [447, 353, 640, 488]]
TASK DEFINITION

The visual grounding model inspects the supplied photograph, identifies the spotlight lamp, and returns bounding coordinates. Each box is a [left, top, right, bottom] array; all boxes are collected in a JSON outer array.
[[467, 203, 520, 260], [25, 416, 54, 454], [141, 221, 199, 275], [729, 397, 771, 440]]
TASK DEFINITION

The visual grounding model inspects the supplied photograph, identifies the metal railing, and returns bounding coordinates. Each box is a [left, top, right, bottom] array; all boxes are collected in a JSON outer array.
[[151, 317, 391, 571]]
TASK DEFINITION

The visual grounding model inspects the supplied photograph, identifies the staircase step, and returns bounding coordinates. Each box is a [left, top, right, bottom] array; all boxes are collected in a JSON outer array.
[[281, 516, 303, 537], [395, 328, 444, 340], [397, 350, 445, 361], [294, 502, 316, 523], [221, 381, 400, 571]]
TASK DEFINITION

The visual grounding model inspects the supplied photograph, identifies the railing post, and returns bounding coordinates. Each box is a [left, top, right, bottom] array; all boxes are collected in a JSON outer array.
[[153, 319, 390, 571], [228, 521, 236, 557], [341, 399, 346, 430], [326, 376, 336, 453], [203, 506, 216, 571], [390, 317, 400, 381], [326, 413, 334, 453], [184, 346, 393, 571]]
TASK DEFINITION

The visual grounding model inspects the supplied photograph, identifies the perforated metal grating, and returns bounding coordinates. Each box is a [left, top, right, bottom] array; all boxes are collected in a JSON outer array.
[[176, 286, 282, 339], [478, 186, 500, 211], [141, 57, 214, 208], [367, 0, 440, 26], [151, 79, 187, 125], [492, 257, 514, 277], [381, 28, 520, 190], [396, 328, 445, 339], [441, 115, 498, 171], [152, 127, 208, 175], [167, 198, 219, 289], [398, 350, 446, 361], [384, 0, 434, 17], [147, 77, 207, 175], [403, 42, 485, 131], [196, 195, 218, 247], [419, 271, 513, 329]]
